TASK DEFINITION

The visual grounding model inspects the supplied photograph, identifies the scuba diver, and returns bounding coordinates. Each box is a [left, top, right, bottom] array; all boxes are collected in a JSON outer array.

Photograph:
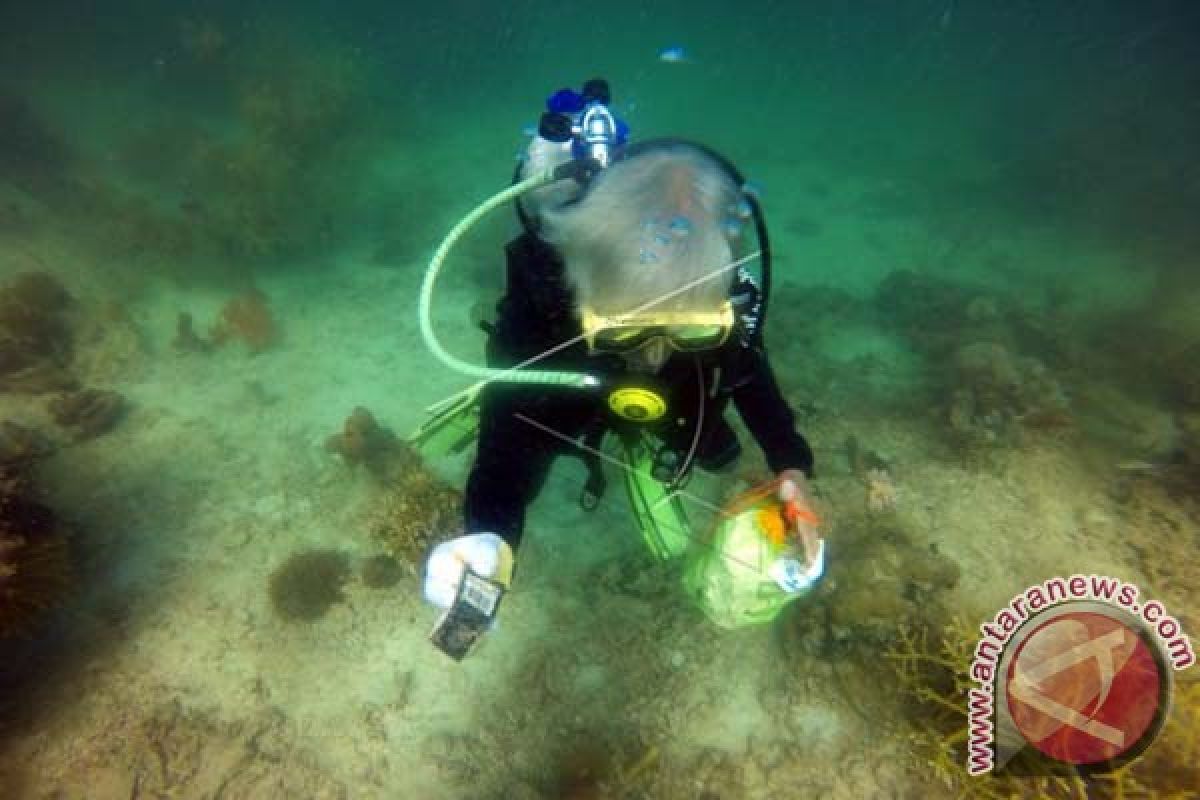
[[414, 79, 826, 658]]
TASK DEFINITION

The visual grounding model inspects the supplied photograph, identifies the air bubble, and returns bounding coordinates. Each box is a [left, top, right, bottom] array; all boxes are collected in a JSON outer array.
[[668, 215, 693, 236]]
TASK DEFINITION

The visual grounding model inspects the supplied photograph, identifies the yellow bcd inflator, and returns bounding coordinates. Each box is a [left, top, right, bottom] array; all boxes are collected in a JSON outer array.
[[606, 384, 669, 422]]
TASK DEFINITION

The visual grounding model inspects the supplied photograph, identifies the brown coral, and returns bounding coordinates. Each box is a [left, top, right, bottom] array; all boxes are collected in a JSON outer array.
[[3, 272, 72, 312], [0, 271, 77, 393], [325, 407, 418, 482], [0, 274, 72, 352], [268, 549, 351, 621], [327, 409, 464, 564], [0, 421, 54, 466], [48, 387, 126, 440], [210, 287, 277, 353], [371, 469, 463, 565], [0, 530, 69, 638], [0, 460, 68, 638]]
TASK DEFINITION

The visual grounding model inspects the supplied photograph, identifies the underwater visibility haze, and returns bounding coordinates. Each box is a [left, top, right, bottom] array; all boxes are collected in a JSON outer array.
[[0, 1, 1198, 797]]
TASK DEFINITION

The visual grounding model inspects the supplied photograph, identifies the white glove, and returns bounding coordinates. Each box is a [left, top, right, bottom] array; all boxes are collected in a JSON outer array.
[[768, 539, 825, 593], [423, 532, 514, 610]]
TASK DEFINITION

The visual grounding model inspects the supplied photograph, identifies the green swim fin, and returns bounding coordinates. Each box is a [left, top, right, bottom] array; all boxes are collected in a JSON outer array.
[[410, 385, 483, 457], [621, 433, 692, 561]]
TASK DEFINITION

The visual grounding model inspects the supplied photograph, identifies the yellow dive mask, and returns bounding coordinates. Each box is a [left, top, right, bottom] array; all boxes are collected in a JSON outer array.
[[580, 301, 735, 354]]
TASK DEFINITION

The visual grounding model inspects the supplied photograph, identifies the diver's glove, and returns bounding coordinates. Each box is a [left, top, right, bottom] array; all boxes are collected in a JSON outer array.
[[769, 539, 825, 593], [423, 532, 514, 609], [774, 468, 825, 593]]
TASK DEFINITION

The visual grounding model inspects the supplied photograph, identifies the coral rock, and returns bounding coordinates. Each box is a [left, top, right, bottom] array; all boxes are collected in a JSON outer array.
[[946, 341, 1071, 449], [210, 287, 277, 353], [865, 468, 899, 513], [843, 433, 889, 476], [874, 270, 971, 354], [812, 517, 961, 647], [360, 554, 403, 589], [172, 311, 212, 353]]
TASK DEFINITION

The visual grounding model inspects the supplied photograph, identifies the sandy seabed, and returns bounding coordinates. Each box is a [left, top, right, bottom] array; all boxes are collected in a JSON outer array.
[[0, 193, 1196, 800]]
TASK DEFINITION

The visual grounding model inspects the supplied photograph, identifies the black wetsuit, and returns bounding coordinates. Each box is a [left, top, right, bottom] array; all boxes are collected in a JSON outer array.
[[464, 232, 814, 549]]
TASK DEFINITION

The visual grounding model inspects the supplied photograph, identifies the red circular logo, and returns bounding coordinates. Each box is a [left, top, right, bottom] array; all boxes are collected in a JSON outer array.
[[1005, 611, 1163, 765]]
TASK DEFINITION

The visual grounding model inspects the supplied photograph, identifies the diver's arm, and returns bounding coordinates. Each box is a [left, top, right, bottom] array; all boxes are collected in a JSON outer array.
[[459, 239, 566, 550], [423, 389, 547, 621], [462, 235, 593, 548], [730, 348, 815, 478], [462, 390, 557, 551], [424, 397, 534, 615], [463, 451, 537, 552], [725, 268, 813, 476]]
